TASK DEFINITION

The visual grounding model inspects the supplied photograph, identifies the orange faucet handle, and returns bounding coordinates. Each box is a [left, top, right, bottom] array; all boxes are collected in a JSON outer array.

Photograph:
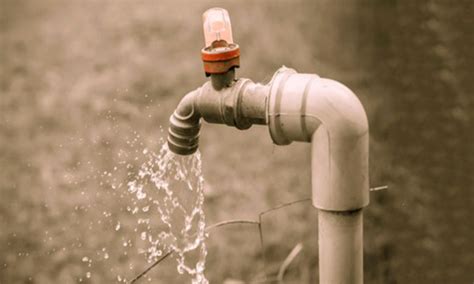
[[201, 8, 240, 76]]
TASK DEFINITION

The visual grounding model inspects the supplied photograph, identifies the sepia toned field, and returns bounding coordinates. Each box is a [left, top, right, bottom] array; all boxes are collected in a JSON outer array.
[[1, 0, 472, 283]]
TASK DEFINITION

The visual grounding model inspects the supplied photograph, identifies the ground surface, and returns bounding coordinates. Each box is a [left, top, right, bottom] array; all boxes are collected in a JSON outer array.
[[1, 0, 472, 283]]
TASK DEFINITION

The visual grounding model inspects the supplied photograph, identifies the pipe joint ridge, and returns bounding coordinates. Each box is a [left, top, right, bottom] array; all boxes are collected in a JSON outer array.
[[267, 67, 369, 211]]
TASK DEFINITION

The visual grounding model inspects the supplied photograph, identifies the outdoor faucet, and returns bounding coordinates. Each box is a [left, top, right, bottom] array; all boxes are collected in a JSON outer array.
[[167, 8, 369, 284]]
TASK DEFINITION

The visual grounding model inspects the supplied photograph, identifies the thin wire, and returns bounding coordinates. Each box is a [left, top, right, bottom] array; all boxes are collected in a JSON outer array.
[[205, 219, 259, 231], [129, 190, 385, 283], [128, 220, 260, 283], [129, 250, 173, 284], [129, 197, 312, 283], [260, 198, 311, 216], [370, 185, 389, 192]]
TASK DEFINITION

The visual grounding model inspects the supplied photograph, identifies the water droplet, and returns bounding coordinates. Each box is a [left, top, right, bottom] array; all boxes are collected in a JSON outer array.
[[177, 263, 184, 274]]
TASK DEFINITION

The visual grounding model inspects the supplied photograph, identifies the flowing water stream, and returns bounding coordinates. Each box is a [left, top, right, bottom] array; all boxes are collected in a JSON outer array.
[[127, 143, 208, 284]]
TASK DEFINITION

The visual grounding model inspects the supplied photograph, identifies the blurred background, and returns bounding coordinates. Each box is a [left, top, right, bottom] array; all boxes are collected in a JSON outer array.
[[1, 0, 473, 283]]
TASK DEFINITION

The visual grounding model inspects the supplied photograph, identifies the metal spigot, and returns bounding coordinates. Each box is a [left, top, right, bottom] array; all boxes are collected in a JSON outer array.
[[167, 90, 201, 155]]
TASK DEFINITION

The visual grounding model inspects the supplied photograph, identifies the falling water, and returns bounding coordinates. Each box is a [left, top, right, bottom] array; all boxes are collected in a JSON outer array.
[[127, 143, 208, 284]]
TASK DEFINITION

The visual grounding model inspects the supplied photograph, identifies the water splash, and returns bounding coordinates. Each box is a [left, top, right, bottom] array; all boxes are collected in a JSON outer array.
[[127, 143, 208, 284]]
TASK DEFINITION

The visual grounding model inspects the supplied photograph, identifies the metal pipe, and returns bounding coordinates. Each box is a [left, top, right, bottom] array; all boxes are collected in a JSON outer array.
[[167, 90, 201, 155], [210, 69, 235, 90], [167, 76, 268, 155]]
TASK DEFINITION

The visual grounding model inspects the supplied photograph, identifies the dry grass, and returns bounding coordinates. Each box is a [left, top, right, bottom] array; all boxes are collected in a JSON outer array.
[[1, 0, 472, 283]]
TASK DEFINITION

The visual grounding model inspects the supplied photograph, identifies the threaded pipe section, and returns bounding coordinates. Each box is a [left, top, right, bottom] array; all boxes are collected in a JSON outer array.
[[167, 112, 201, 155]]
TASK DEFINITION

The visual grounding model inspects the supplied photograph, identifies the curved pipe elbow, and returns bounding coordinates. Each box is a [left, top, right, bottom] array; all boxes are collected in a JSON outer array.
[[167, 90, 201, 155], [174, 89, 200, 119], [268, 67, 369, 211]]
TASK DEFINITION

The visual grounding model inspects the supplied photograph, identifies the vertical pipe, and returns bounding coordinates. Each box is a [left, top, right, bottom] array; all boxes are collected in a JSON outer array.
[[318, 209, 363, 284]]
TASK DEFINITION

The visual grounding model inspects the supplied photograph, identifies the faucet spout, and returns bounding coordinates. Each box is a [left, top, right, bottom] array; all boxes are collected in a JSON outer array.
[[167, 90, 201, 155], [167, 76, 268, 155]]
